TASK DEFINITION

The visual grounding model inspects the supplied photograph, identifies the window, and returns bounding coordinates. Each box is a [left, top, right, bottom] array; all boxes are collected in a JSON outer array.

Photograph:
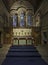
[[20, 13, 25, 27], [13, 14, 18, 27], [27, 14, 32, 27]]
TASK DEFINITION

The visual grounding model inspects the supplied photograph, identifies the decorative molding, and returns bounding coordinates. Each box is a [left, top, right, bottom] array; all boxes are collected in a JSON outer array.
[[10, 6, 33, 12]]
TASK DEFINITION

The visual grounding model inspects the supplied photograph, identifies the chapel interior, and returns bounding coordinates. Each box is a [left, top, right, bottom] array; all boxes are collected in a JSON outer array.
[[0, 0, 48, 65]]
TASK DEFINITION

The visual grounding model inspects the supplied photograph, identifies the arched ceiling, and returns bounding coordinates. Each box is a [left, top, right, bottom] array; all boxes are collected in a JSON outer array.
[[2, 0, 43, 13]]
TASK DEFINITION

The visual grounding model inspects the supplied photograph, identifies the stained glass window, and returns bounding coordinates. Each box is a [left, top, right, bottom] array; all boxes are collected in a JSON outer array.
[[20, 13, 25, 27], [27, 14, 32, 27], [13, 14, 18, 27]]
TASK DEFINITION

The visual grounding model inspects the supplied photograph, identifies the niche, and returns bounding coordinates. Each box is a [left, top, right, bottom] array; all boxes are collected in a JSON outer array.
[[43, 32, 47, 44]]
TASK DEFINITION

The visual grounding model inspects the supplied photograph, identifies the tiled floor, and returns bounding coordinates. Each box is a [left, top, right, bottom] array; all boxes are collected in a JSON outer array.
[[0, 44, 48, 65]]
